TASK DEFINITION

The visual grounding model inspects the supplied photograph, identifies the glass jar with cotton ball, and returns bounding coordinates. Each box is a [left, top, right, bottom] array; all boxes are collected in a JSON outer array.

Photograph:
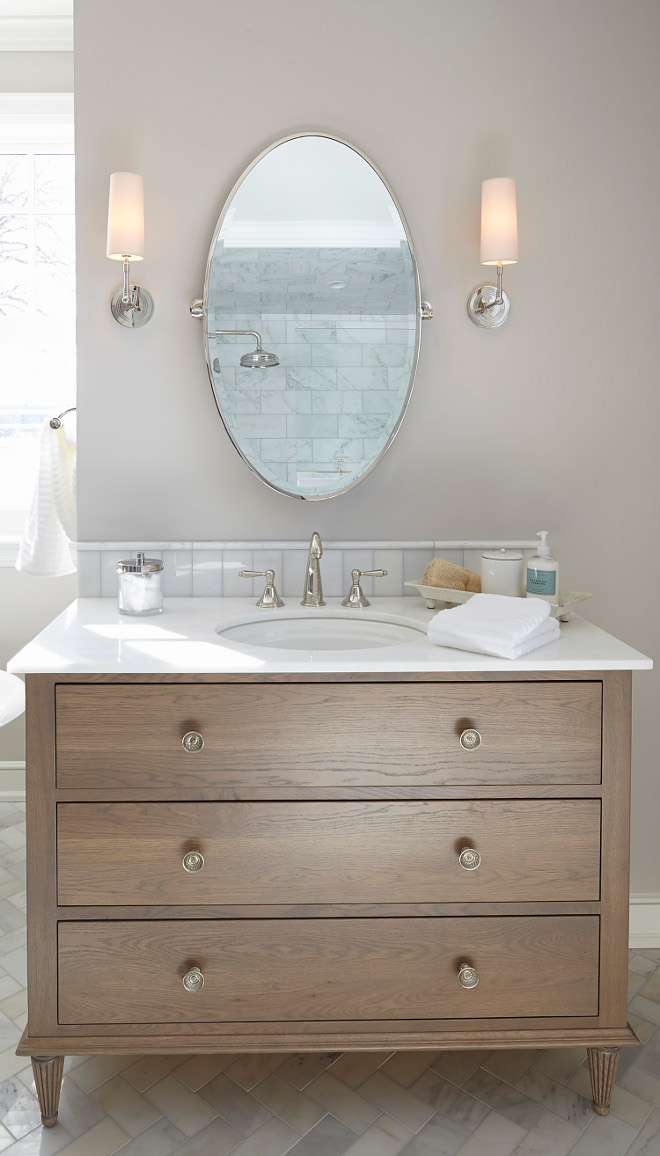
[[117, 553, 164, 616]]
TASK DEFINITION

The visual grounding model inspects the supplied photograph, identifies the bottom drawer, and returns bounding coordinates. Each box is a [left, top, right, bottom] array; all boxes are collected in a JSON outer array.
[[58, 916, 599, 1024]]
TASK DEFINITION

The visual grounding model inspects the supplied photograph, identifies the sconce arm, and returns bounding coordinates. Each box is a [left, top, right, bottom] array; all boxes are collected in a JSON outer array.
[[476, 263, 504, 312]]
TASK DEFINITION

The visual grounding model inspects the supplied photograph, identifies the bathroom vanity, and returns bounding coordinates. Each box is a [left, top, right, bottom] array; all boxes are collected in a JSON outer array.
[[7, 597, 651, 1127]]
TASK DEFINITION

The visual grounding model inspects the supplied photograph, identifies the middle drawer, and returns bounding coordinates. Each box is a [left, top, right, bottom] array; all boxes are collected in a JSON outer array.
[[57, 800, 601, 906]]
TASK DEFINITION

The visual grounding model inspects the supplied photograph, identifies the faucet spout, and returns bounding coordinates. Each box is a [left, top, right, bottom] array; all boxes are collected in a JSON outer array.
[[301, 531, 325, 607]]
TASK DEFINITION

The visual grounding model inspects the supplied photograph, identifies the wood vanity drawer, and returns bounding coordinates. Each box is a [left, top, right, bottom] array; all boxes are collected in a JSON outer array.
[[54, 681, 602, 789], [57, 799, 601, 905], [57, 916, 600, 1024]]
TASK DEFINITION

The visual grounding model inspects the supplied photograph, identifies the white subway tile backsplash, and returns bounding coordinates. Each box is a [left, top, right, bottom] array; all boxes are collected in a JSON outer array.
[[282, 549, 308, 597], [160, 550, 193, 596], [192, 549, 223, 597], [373, 550, 404, 597], [432, 549, 464, 567], [77, 541, 539, 601], [402, 548, 435, 594], [100, 549, 123, 598], [77, 550, 101, 597], [320, 549, 344, 597], [222, 550, 253, 596]]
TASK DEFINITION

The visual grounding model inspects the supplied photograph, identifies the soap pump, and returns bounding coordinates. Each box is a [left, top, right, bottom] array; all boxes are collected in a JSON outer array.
[[525, 531, 559, 604]]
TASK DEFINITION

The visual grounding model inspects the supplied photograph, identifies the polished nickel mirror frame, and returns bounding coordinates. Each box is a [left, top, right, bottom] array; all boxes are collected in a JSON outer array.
[[191, 131, 432, 501]]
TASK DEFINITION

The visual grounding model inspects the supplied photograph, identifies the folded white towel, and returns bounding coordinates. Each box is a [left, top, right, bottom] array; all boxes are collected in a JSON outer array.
[[428, 593, 560, 660], [16, 415, 77, 577]]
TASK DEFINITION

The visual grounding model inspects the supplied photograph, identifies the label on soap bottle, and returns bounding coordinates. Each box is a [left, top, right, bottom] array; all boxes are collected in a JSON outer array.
[[526, 567, 556, 596]]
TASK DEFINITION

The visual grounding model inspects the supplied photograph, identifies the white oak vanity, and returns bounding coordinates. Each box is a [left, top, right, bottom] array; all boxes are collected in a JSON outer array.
[[7, 597, 651, 1127]]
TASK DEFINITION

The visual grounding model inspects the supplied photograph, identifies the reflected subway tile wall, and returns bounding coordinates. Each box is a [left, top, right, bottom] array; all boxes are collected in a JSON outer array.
[[207, 244, 417, 494]]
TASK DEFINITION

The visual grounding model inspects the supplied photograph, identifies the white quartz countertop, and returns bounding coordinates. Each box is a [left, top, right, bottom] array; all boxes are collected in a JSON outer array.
[[6, 598, 653, 674]]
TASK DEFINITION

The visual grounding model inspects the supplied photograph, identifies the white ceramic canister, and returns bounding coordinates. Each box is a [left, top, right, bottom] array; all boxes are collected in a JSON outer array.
[[481, 549, 524, 597]]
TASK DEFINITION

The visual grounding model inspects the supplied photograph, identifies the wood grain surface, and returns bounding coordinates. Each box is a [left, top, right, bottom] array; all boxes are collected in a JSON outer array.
[[56, 799, 601, 906], [19, 1025, 639, 1057], [57, 916, 600, 1025], [54, 681, 602, 789]]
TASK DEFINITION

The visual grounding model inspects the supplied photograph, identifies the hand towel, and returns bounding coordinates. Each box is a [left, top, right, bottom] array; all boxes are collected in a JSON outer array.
[[16, 414, 77, 577], [427, 593, 560, 660]]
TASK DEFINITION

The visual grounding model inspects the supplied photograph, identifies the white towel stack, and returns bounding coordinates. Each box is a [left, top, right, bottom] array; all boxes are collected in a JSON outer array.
[[16, 415, 77, 577], [427, 593, 560, 660]]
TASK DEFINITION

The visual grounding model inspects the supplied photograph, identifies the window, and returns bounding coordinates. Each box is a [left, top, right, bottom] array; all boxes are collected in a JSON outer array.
[[0, 94, 74, 535]]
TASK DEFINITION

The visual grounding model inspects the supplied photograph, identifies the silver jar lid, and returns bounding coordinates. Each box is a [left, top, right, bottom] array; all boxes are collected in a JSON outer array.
[[481, 548, 523, 561], [117, 552, 164, 573]]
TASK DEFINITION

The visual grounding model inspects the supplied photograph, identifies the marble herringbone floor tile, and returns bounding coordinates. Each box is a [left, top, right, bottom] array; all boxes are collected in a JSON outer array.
[[0, 819, 658, 1154], [250, 1073, 325, 1133]]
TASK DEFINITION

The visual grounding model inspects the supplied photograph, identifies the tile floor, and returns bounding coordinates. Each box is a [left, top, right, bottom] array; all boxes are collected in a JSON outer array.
[[0, 801, 658, 1154]]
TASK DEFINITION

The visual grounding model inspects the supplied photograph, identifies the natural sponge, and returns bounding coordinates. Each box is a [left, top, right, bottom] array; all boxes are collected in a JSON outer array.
[[423, 557, 482, 593]]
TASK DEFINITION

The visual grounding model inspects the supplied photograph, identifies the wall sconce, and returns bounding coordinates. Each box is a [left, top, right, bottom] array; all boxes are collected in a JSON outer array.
[[106, 172, 154, 328], [467, 177, 518, 328]]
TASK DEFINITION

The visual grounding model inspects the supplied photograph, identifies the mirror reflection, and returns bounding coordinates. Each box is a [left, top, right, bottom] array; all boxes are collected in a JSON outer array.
[[205, 134, 421, 500]]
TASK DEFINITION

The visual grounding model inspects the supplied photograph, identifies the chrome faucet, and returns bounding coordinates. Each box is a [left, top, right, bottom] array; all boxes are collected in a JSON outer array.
[[301, 531, 325, 607]]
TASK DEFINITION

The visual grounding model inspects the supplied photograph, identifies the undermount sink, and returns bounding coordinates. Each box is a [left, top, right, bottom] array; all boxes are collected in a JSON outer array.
[[216, 610, 427, 652]]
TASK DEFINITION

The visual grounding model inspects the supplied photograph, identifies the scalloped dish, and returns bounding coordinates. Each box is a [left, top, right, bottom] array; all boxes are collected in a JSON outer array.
[[404, 582, 593, 622]]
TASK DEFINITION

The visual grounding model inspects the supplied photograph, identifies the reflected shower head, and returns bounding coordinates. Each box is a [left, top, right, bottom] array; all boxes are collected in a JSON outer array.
[[240, 348, 279, 368], [207, 328, 279, 369]]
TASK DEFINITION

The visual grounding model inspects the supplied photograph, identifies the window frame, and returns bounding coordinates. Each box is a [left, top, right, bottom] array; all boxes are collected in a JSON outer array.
[[0, 93, 74, 551]]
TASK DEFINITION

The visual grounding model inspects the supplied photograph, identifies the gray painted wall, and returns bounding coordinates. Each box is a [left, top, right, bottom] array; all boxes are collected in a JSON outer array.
[[72, 0, 659, 890]]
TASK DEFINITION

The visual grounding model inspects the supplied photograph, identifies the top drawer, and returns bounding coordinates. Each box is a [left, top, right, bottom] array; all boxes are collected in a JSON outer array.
[[55, 681, 602, 790]]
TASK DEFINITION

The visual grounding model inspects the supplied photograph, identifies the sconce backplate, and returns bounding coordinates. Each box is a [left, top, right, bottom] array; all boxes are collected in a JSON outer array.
[[110, 286, 155, 328], [467, 284, 510, 329]]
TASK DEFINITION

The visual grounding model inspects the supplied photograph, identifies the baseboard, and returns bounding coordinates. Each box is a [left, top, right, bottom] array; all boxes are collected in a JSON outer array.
[[629, 894, 660, 949], [0, 761, 25, 800], [1, 756, 659, 946]]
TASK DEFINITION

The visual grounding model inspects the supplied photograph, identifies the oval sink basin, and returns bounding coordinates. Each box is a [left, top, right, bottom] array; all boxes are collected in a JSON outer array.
[[216, 611, 427, 652]]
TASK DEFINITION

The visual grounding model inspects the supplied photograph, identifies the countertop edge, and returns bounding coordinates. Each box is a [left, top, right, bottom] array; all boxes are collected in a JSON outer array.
[[6, 597, 654, 676]]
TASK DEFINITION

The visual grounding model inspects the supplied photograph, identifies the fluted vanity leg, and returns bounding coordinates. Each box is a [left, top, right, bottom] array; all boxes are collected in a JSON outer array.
[[31, 1056, 64, 1127], [587, 1046, 620, 1115]]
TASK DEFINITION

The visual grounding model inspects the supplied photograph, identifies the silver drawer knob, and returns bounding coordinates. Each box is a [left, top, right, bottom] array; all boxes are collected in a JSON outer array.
[[459, 728, 482, 751], [458, 847, 481, 871], [182, 849, 204, 873], [182, 731, 204, 753], [458, 962, 479, 989], [182, 966, 204, 992]]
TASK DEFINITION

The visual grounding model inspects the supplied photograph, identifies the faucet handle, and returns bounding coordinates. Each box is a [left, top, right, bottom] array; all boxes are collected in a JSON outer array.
[[238, 568, 284, 609], [341, 568, 387, 609]]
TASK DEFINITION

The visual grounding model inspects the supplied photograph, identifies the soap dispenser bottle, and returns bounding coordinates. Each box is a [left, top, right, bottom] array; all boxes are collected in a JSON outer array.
[[525, 531, 559, 604]]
